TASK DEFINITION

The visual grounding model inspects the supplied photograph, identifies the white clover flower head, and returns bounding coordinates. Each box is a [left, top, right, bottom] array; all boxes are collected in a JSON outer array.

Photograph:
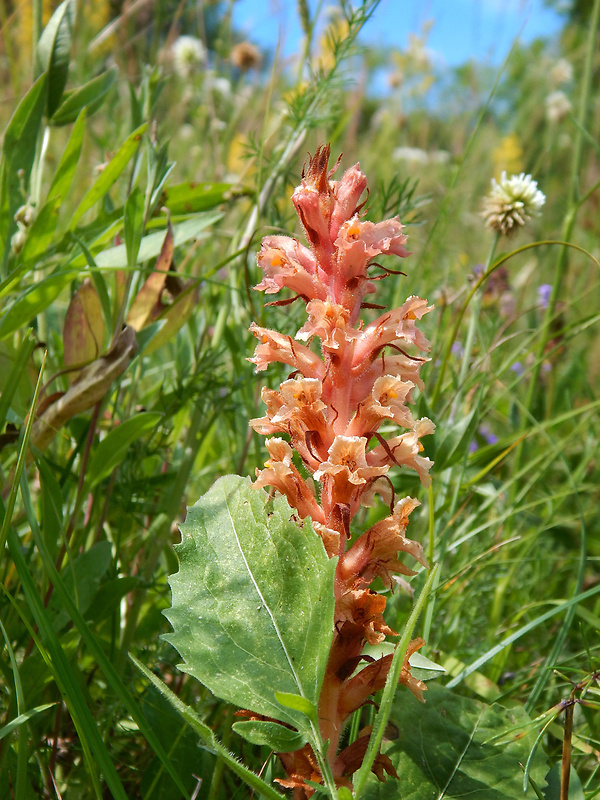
[[545, 90, 572, 123], [172, 35, 206, 78], [392, 146, 429, 165], [392, 146, 449, 166], [482, 171, 545, 236], [550, 58, 573, 87], [205, 72, 232, 98]]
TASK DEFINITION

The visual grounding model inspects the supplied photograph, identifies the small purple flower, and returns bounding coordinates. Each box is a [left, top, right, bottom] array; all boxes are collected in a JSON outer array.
[[537, 283, 552, 309], [478, 424, 498, 446], [511, 361, 524, 376], [451, 341, 464, 358]]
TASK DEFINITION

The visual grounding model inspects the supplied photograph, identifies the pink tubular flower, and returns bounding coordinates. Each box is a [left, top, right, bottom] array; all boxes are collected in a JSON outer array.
[[248, 144, 434, 797]]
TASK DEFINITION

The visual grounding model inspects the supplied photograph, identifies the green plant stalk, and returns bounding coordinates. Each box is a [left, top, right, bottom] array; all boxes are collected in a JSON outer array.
[[131, 655, 286, 800], [0, 621, 27, 800], [430, 239, 598, 410], [32, 0, 43, 74], [0, 352, 46, 553], [561, 699, 574, 800], [447, 580, 600, 689], [0, 0, 19, 98], [17, 469, 191, 798], [457, 233, 500, 389], [491, 404, 590, 641], [421, 483, 437, 642], [424, 233, 499, 637], [6, 526, 120, 799], [522, 0, 600, 429], [118, 403, 217, 661], [206, 706, 234, 800], [353, 563, 440, 800]]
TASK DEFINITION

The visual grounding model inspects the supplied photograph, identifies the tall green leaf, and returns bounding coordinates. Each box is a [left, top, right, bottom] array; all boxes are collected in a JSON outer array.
[[0, 74, 47, 271], [69, 122, 147, 229], [47, 107, 86, 201], [36, 0, 75, 117], [85, 411, 162, 489], [51, 68, 117, 126], [0, 268, 78, 340], [17, 465, 191, 799], [165, 475, 336, 733], [132, 656, 286, 800]]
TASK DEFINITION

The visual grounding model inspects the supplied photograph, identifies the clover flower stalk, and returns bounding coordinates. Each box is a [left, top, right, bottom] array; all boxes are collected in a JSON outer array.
[[248, 146, 434, 795]]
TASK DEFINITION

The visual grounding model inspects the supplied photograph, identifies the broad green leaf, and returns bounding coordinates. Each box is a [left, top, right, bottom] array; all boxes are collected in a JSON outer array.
[[0, 74, 47, 269], [0, 268, 77, 340], [70, 122, 147, 229], [86, 576, 139, 623], [124, 185, 145, 267], [36, 0, 75, 117], [274, 692, 318, 722], [86, 411, 162, 488], [49, 542, 112, 632], [159, 181, 252, 214], [19, 194, 62, 263], [47, 108, 86, 200], [51, 68, 117, 126], [232, 720, 307, 752], [165, 475, 336, 731], [361, 684, 548, 800], [543, 763, 584, 800]]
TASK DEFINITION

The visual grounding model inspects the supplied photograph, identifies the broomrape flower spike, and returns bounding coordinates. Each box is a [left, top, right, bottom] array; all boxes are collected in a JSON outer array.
[[482, 171, 545, 236], [248, 144, 434, 796]]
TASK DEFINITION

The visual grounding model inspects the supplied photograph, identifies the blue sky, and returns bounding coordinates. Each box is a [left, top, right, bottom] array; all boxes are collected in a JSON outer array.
[[233, 0, 564, 67]]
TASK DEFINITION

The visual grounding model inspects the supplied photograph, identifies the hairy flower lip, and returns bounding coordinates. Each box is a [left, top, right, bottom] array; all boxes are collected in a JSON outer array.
[[313, 435, 389, 485], [248, 323, 326, 378]]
